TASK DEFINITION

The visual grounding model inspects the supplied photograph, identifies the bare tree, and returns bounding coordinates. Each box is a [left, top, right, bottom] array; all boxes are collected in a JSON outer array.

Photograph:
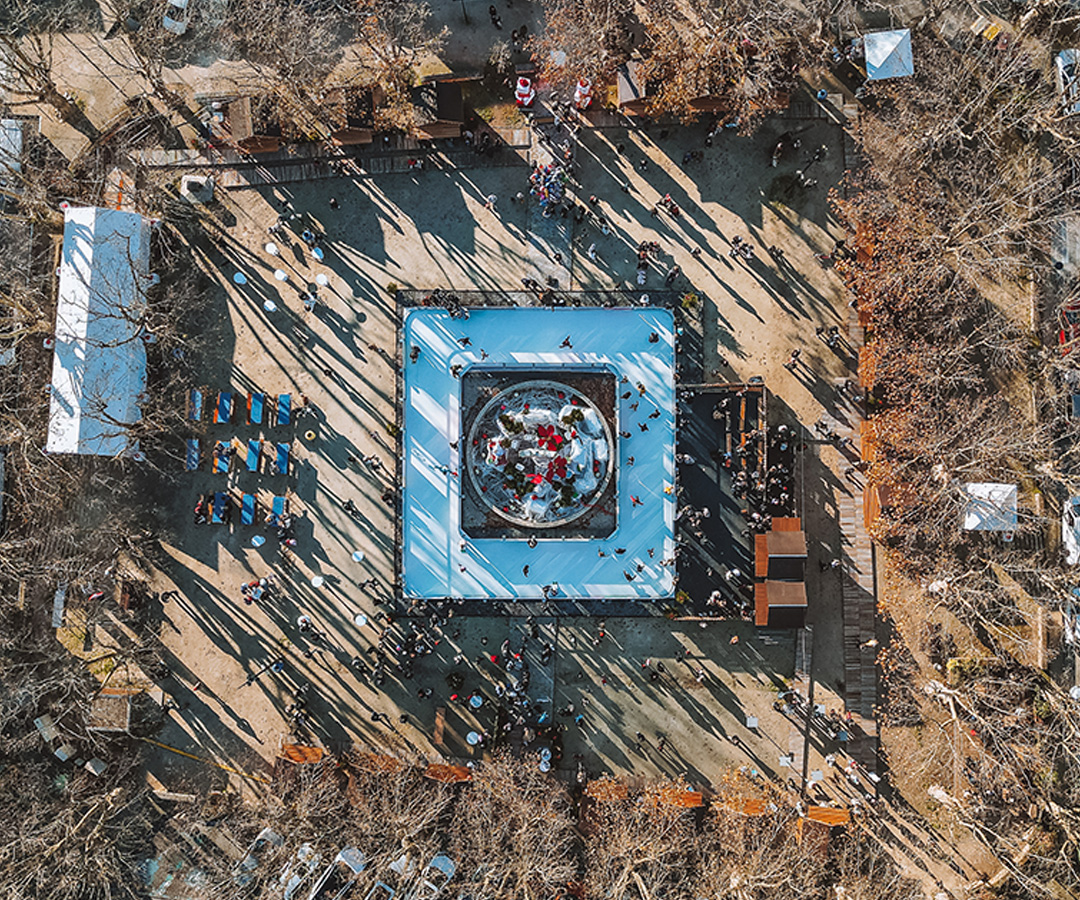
[[583, 777, 699, 900], [346, 0, 446, 133], [530, 0, 635, 93], [637, 0, 803, 128], [0, 0, 101, 139], [448, 752, 577, 898]]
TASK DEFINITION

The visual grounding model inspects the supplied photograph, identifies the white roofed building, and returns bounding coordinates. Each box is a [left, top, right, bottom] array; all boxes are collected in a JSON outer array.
[[47, 206, 151, 457]]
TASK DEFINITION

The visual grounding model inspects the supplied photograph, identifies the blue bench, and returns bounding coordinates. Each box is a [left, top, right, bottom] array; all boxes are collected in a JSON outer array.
[[188, 389, 203, 421], [211, 492, 228, 524], [249, 392, 264, 425], [213, 441, 230, 474], [246, 439, 260, 473], [268, 495, 287, 527], [241, 493, 255, 525], [185, 438, 200, 471], [215, 391, 232, 424], [277, 393, 291, 427]]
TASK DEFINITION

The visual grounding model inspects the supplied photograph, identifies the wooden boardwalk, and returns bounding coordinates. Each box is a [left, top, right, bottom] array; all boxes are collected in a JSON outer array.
[[835, 257, 879, 770], [137, 128, 532, 189]]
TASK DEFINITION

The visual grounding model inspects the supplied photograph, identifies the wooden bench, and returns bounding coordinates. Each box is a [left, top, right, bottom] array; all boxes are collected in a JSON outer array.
[[433, 706, 446, 746]]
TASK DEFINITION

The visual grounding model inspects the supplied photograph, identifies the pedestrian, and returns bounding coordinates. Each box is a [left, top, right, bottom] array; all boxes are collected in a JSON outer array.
[[560, 335, 573, 348], [458, 336, 472, 346], [587, 242, 597, 260], [484, 193, 497, 211], [784, 349, 801, 371], [631, 495, 644, 507], [297, 614, 313, 633], [329, 197, 339, 209]]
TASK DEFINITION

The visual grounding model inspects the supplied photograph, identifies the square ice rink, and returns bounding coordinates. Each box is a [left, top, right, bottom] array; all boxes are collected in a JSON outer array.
[[401, 306, 676, 600]]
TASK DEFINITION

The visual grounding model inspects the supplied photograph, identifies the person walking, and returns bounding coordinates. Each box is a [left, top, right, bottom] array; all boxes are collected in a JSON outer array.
[[784, 348, 801, 371], [484, 193, 498, 211]]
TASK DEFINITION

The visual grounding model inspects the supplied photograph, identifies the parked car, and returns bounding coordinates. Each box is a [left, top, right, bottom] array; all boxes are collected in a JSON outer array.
[[1056, 50, 1080, 116], [281, 843, 322, 900], [1060, 301, 1080, 354], [233, 827, 284, 885], [163, 0, 192, 35], [412, 856, 455, 900], [1064, 497, 1080, 565], [308, 848, 367, 900], [364, 884, 396, 900]]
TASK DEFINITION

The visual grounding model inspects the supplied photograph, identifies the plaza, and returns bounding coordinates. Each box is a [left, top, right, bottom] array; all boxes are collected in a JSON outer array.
[[145, 116, 855, 795]]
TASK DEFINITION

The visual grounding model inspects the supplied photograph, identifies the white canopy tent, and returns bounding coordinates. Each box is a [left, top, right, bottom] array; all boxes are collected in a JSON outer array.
[[864, 29, 914, 82], [962, 483, 1017, 533], [47, 206, 150, 457]]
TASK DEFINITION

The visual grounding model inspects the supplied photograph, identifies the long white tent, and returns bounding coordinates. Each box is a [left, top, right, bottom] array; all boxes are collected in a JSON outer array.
[[47, 206, 150, 457]]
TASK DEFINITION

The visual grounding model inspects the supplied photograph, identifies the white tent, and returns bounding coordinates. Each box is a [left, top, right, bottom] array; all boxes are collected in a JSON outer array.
[[47, 206, 150, 457], [962, 483, 1017, 532], [864, 29, 914, 82]]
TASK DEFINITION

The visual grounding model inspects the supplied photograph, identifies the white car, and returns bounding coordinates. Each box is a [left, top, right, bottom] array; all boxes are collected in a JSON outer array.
[[412, 855, 455, 900], [308, 848, 367, 900], [163, 0, 192, 35], [1064, 497, 1080, 565], [281, 843, 322, 900], [233, 827, 284, 885], [1056, 50, 1080, 116]]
